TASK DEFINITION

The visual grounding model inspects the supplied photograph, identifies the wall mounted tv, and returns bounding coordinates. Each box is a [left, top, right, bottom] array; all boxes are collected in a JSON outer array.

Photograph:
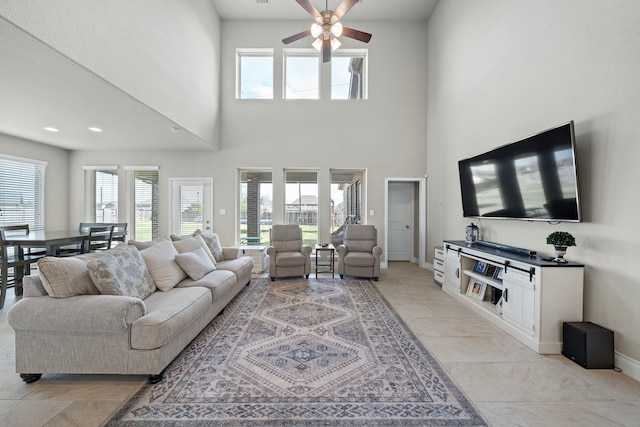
[[458, 121, 582, 222]]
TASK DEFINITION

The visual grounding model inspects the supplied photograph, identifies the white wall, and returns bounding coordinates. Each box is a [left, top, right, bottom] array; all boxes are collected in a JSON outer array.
[[68, 20, 430, 260], [426, 0, 640, 372], [0, 133, 70, 230], [0, 0, 221, 147]]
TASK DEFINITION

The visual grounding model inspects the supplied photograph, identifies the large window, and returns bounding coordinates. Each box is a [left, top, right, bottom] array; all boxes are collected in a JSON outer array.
[[331, 52, 367, 99], [84, 166, 118, 223], [0, 154, 45, 230], [239, 170, 272, 245], [330, 169, 365, 232], [129, 168, 159, 241], [236, 49, 274, 99], [284, 51, 320, 99], [285, 170, 318, 245]]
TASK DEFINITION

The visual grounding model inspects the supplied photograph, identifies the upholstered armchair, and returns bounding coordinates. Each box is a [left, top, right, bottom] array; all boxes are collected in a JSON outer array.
[[267, 225, 312, 281], [337, 225, 382, 281]]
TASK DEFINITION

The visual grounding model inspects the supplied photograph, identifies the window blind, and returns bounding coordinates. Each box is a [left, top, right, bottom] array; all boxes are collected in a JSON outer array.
[[84, 167, 118, 222], [131, 169, 159, 241], [0, 154, 46, 230]]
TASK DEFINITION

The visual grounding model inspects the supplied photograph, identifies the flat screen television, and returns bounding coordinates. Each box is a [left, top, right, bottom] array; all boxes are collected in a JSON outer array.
[[458, 121, 582, 222]]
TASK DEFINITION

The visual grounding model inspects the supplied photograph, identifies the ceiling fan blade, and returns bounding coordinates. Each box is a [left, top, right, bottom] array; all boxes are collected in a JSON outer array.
[[322, 38, 331, 63], [296, 0, 322, 21], [342, 27, 372, 43], [333, 0, 358, 21], [282, 29, 312, 45]]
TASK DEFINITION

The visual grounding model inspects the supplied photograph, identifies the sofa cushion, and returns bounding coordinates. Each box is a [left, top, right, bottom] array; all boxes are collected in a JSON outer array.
[[127, 237, 168, 250], [175, 247, 216, 281], [37, 254, 101, 298], [172, 235, 216, 265], [193, 229, 225, 261], [177, 269, 237, 303], [130, 287, 211, 350], [86, 244, 157, 299], [140, 240, 187, 291]]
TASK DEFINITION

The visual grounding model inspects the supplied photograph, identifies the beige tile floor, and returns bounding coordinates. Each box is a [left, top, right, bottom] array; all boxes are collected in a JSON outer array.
[[0, 262, 639, 426]]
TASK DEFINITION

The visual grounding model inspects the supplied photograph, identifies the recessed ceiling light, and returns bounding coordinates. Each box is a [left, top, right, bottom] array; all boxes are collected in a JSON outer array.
[[88, 127, 103, 132], [43, 126, 59, 132]]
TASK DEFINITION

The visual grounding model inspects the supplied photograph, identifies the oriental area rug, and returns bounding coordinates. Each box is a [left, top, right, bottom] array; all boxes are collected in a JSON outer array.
[[106, 278, 487, 426]]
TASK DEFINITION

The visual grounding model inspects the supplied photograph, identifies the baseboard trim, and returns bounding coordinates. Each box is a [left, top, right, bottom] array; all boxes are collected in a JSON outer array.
[[615, 351, 640, 381]]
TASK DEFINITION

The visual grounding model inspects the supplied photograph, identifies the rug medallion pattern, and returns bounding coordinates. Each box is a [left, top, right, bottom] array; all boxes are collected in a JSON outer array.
[[107, 278, 487, 426]]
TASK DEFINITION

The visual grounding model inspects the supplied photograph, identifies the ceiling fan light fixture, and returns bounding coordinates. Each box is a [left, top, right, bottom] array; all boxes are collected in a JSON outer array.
[[312, 37, 323, 51], [331, 22, 343, 37], [310, 22, 322, 38], [331, 37, 342, 51]]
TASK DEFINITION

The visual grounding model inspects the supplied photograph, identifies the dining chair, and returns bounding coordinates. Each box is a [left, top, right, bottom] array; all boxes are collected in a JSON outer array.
[[87, 225, 114, 252], [80, 222, 127, 245], [0, 226, 46, 309]]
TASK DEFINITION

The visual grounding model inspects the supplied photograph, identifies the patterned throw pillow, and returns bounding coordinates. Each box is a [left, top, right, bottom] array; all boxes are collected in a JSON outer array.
[[86, 244, 156, 300], [193, 229, 225, 262], [175, 247, 216, 280]]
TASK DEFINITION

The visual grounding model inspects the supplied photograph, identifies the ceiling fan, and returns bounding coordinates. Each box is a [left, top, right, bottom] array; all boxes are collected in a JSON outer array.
[[282, 0, 372, 63]]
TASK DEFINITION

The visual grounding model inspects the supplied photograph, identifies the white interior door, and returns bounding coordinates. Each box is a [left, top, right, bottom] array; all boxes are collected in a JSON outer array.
[[170, 178, 212, 235], [388, 182, 414, 261]]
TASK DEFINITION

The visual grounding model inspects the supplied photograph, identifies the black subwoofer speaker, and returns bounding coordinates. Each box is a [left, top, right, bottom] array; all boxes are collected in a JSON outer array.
[[562, 321, 614, 369]]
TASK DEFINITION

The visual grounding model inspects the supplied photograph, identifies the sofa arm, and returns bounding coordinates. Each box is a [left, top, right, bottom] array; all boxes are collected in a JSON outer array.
[[222, 246, 240, 260], [372, 246, 383, 258], [300, 245, 312, 255], [7, 295, 146, 333]]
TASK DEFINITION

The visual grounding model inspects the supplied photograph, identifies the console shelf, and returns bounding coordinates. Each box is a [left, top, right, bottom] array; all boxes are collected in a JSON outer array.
[[443, 240, 584, 354]]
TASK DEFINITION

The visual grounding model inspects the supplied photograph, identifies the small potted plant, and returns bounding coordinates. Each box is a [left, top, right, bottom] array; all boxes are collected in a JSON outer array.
[[546, 231, 576, 263]]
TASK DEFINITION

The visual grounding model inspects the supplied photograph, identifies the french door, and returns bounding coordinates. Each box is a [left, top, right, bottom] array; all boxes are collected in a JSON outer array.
[[169, 178, 212, 236]]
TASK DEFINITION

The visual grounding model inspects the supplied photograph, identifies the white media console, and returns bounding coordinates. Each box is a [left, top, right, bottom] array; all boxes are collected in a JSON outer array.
[[443, 240, 584, 354]]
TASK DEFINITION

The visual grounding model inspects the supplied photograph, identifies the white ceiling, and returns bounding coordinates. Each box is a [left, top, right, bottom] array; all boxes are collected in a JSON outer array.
[[0, 1, 438, 151], [210, 0, 438, 21]]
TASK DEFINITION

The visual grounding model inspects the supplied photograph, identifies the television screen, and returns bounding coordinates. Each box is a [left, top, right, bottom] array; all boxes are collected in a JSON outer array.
[[458, 121, 582, 222]]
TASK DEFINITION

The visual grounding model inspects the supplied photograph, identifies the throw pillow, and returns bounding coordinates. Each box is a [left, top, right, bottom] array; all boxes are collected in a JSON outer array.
[[127, 236, 170, 250], [172, 235, 216, 265], [86, 244, 156, 300], [139, 239, 188, 291], [175, 247, 216, 280], [193, 229, 225, 262], [37, 256, 101, 298]]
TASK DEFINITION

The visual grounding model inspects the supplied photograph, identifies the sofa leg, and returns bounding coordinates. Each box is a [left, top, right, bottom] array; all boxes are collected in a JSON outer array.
[[374, 277, 379, 281], [20, 373, 42, 384], [148, 373, 164, 384], [305, 274, 309, 278], [340, 274, 344, 279], [271, 277, 275, 281]]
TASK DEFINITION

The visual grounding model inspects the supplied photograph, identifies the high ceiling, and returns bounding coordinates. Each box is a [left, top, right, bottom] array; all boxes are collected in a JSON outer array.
[[0, 1, 438, 151], [210, 0, 438, 21]]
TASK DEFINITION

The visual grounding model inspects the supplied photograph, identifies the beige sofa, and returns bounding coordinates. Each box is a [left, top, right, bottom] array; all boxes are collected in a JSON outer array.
[[7, 233, 253, 384]]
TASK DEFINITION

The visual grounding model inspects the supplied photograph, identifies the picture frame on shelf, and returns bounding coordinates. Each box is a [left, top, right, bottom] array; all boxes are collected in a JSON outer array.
[[486, 264, 497, 278], [494, 267, 503, 280], [466, 278, 486, 300], [473, 261, 488, 275]]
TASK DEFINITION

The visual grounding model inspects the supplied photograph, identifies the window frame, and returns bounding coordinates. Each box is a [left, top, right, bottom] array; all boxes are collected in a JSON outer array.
[[0, 154, 46, 230], [331, 49, 368, 100], [236, 48, 275, 100], [83, 166, 119, 223], [283, 48, 321, 100]]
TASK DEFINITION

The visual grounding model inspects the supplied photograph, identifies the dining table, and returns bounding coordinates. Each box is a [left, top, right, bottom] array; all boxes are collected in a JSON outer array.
[[3, 229, 90, 256]]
